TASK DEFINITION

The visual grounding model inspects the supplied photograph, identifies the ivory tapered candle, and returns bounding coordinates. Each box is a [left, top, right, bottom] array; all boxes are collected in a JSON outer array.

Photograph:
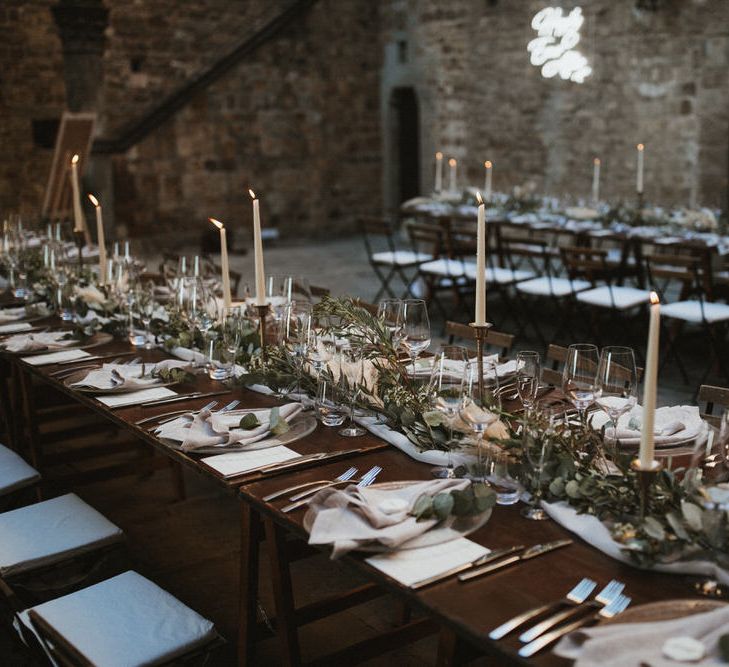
[[592, 158, 601, 203], [88, 194, 107, 285], [640, 291, 660, 468], [193, 255, 200, 278], [249, 189, 266, 305], [70, 155, 85, 233], [209, 218, 232, 308], [636, 144, 645, 194], [484, 161, 493, 202], [475, 192, 487, 326], [448, 158, 457, 192], [435, 152, 443, 192]]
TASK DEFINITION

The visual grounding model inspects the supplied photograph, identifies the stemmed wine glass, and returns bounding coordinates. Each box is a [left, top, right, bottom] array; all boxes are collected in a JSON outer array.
[[516, 351, 541, 414], [460, 360, 500, 482], [429, 345, 468, 479], [280, 302, 313, 397], [521, 402, 559, 520], [221, 306, 244, 380], [338, 341, 366, 437], [595, 346, 638, 440], [135, 284, 156, 350], [400, 299, 431, 374], [377, 299, 403, 350], [562, 343, 600, 423]]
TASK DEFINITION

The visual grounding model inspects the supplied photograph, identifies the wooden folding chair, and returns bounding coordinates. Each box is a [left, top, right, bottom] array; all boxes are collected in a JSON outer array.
[[445, 321, 515, 358]]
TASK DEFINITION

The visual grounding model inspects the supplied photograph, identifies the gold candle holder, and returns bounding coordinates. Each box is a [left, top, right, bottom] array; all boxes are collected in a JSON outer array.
[[73, 230, 85, 272], [469, 322, 493, 403], [256, 303, 270, 361], [630, 458, 663, 519]]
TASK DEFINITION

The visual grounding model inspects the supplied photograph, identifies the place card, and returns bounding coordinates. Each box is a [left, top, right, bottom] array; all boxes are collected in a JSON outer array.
[[365, 538, 489, 587], [0, 322, 33, 333], [201, 446, 300, 479], [97, 387, 177, 408], [23, 349, 91, 366]]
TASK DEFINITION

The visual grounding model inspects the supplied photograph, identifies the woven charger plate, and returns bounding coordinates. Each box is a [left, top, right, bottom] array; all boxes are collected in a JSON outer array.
[[601, 598, 726, 625]]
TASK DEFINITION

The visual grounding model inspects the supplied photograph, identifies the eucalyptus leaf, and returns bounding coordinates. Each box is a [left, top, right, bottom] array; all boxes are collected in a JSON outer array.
[[433, 493, 455, 521], [681, 500, 704, 532], [269, 407, 290, 436], [642, 516, 666, 541], [239, 413, 261, 430]]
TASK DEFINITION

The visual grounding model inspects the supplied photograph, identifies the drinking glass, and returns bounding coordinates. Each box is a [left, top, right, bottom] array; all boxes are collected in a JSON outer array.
[[460, 361, 499, 481], [338, 342, 366, 437], [135, 285, 156, 350], [595, 346, 638, 438], [377, 298, 403, 349], [307, 326, 336, 375], [400, 299, 431, 374], [429, 344, 468, 479], [221, 306, 244, 379], [280, 302, 313, 397], [562, 343, 600, 422], [516, 351, 541, 414], [521, 402, 559, 520], [315, 376, 347, 427]]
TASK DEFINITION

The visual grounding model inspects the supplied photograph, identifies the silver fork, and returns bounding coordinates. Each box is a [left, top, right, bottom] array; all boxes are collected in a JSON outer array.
[[519, 579, 625, 643], [281, 466, 382, 512], [519, 594, 631, 658], [153, 400, 236, 427], [489, 578, 597, 639], [139, 400, 219, 428], [288, 464, 382, 502], [263, 466, 359, 502]]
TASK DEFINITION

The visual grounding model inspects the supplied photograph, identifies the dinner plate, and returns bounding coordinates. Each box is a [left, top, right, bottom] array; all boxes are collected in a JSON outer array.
[[303, 480, 493, 553], [158, 412, 318, 455], [15, 331, 113, 356], [62, 366, 179, 395], [601, 598, 726, 625]]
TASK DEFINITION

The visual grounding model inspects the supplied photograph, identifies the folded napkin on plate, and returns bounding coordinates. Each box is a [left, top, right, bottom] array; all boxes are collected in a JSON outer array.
[[306, 478, 470, 558], [0, 306, 27, 323], [590, 405, 703, 446], [72, 360, 191, 391], [158, 403, 302, 452], [554, 604, 729, 667], [410, 354, 517, 379], [3, 331, 75, 353]]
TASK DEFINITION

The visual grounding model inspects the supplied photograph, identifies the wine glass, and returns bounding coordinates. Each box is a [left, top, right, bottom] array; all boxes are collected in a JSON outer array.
[[221, 306, 244, 379], [562, 343, 600, 422], [315, 376, 347, 427], [400, 299, 431, 374], [595, 346, 638, 439], [516, 351, 541, 414], [280, 302, 313, 397], [377, 299, 403, 349], [338, 341, 366, 437], [135, 284, 156, 350], [460, 361, 499, 482], [521, 402, 559, 520], [429, 345, 468, 479]]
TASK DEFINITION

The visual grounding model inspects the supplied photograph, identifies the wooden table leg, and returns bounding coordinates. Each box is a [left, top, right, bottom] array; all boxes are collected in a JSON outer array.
[[238, 502, 262, 667], [264, 517, 301, 667], [436, 626, 459, 667]]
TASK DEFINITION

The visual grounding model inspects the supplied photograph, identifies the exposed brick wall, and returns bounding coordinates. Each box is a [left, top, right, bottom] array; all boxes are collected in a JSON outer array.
[[381, 0, 729, 208]]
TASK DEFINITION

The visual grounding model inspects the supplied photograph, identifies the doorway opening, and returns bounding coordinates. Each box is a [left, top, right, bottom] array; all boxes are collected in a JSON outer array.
[[389, 87, 420, 205]]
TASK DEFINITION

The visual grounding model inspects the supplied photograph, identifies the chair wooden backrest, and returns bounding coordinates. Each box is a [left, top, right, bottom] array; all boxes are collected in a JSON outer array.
[[541, 343, 568, 385], [644, 252, 712, 302], [406, 220, 447, 259], [354, 299, 379, 316], [559, 246, 610, 283], [360, 216, 398, 260], [698, 384, 729, 426], [445, 321, 515, 357]]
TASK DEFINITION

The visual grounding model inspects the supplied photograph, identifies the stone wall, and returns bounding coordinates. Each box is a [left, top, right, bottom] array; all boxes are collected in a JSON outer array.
[[381, 0, 729, 209]]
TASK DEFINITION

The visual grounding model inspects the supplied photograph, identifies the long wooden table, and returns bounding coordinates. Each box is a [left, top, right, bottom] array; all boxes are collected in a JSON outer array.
[[2, 329, 712, 666]]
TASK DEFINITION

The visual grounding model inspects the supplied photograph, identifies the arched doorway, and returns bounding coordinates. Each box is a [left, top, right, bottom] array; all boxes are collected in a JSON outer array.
[[389, 87, 420, 205]]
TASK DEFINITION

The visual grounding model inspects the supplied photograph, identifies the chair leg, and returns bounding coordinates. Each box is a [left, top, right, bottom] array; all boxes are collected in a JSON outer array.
[[659, 321, 690, 385], [264, 518, 301, 667], [238, 503, 263, 667]]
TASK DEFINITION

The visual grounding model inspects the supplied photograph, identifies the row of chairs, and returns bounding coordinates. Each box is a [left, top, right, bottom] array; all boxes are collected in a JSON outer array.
[[0, 444, 221, 665]]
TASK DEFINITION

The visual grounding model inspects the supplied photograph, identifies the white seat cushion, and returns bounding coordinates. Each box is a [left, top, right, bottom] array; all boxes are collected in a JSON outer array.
[[516, 277, 591, 297], [485, 266, 536, 284], [661, 300, 729, 324], [0, 493, 124, 577], [0, 444, 40, 496], [371, 250, 432, 266], [420, 258, 475, 277], [576, 286, 652, 310], [20, 571, 217, 667]]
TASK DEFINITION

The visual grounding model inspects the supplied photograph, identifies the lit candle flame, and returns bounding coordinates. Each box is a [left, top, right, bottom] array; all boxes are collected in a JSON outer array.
[[248, 189, 257, 200], [448, 158, 457, 167], [88, 194, 99, 207], [71, 154, 79, 164], [476, 192, 484, 205], [435, 151, 443, 159], [594, 157, 600, 165], [485, 160, 492, 169], [637, 143, 645, 151], [209, 217, 224, 230], [650, 291, 659, 305]]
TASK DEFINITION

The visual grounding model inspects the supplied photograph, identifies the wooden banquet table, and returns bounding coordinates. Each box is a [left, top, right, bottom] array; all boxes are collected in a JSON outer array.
[[0, 324, 714, 667]]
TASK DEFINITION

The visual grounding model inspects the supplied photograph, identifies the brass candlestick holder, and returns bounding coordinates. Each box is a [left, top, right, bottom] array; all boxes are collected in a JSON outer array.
[[73, 230, 85, 273], [256, 303, 270, 361], [630, 458, 663, 519], [469, 322, 493, 403]]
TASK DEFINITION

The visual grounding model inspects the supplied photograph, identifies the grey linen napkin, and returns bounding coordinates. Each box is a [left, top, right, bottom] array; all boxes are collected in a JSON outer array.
[[72, 360, 191, 391], [306, 478, 471, 558], [4, 332, 75, 353], [554, 605, 729, 667], [0, 306, 27, 323], [180, 403, 302, 452]]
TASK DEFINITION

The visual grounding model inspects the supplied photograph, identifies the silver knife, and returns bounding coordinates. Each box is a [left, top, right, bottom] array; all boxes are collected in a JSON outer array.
[[250, 448, 366, 476], [138, 390, 229, 408], [410, 545, 526, 589], [55, 351, 137, 365], [458, 539, 573, 582]]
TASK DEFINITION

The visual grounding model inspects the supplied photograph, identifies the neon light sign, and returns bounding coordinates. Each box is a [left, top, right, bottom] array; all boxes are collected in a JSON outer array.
[[527, 6, 592, 83]]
